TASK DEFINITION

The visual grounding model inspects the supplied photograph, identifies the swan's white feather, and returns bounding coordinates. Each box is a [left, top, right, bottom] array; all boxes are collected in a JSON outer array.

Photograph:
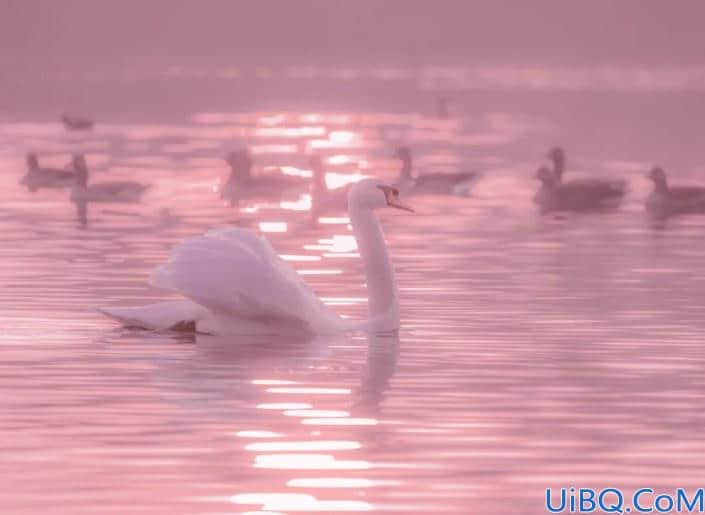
[[96, 300, 208, 331], [148, 228, 341, 334]]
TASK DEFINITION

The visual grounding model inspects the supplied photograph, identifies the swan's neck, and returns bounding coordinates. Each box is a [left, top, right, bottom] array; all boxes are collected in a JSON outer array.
[[349, 205, 398, 324], [399, 157, 412, 179]]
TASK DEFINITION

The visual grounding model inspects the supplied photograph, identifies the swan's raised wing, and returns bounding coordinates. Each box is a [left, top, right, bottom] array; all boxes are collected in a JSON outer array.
[[150, 228, 340, 333]]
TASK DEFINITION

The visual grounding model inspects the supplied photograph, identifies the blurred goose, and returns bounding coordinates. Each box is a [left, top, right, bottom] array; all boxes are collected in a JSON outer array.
[[548, 146, 627, 192], [62, 114, 94, 131], [394, 146, 478, 196], [220, 149, 306, 200], [534, 166, 625, 213], [21, 153, 76, 191], [310, 156, 350, 218], [70, 155, 149, 203], [646, 167, 705, 217]]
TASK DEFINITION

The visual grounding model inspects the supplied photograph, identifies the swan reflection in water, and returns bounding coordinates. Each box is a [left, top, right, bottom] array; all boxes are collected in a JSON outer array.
[[355, 330, 399, 414], [104, 327, 399, 422], [195, 329, 399, 416], [204, 328, 400, 513]]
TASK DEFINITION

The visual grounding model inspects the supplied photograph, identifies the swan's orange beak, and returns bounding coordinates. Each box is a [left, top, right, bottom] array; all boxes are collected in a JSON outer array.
[[378, 184, 414, 212]]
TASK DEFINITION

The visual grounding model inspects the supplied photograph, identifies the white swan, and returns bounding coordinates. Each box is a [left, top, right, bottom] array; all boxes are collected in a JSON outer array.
[[20, 153, 76, 191], [97, 179, 413, 335], [70, 155, 149, 203], [393, 146, 478, 196]]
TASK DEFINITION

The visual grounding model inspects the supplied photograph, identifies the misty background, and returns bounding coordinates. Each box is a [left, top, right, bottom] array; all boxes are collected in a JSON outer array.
[[3, 0, 705, 65], [1, 1, 705, 167]]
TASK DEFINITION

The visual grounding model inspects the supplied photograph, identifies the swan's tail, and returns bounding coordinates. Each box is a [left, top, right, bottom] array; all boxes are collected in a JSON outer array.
[[95, 300, 205, 331]]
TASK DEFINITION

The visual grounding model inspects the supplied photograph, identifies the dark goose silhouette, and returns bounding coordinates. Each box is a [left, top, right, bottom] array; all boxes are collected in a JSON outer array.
[[393, 146, 477, 196], [534, 166, 625, 213], [646, 167, 705, 217], [62, 114, 94, 131], [21, 153, 76, 191]]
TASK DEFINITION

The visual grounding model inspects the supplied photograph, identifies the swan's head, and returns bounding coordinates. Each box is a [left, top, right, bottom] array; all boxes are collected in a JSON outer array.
[[536, 166, 557, 186], [547, 146, 564, 162], [348, 179, 413, 212], [648, 167, 668, 188], [394, 146, 411, 162]]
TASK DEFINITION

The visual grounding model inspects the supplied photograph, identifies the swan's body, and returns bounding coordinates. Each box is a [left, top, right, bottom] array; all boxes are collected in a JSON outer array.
[[70, 155, 149, 203], [534, 167, 624, 213], [310, 156, 351, 218], [646, 167, 705, 217], [62, 114, 94, 131], [100, 231, 340, 335], [98, 179, 412, 335], [548, 146, 627, 198], [21, 153, 76, 191], [220, 149, 306, 200], [394, 147, 477, 196]]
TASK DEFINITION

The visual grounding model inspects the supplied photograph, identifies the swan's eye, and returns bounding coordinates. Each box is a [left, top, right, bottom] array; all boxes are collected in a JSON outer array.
[[377, 184, 401, 206]]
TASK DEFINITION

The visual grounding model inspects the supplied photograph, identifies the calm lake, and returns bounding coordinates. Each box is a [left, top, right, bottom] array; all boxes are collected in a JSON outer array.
[[2, 64, 705, 514]]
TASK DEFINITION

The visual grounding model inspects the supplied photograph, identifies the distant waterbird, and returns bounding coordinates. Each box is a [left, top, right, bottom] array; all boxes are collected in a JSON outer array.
[[646, 167, 705, 217], [70, 154, 149, 203], [310, 155, 351, 219], [547, 146, 627, 192], [62, 114, 94, 131], [534, 166, 625, 213], [393, 146, 478, 196], [220, 148, 307, 200], [20, 153, 76, 191]]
